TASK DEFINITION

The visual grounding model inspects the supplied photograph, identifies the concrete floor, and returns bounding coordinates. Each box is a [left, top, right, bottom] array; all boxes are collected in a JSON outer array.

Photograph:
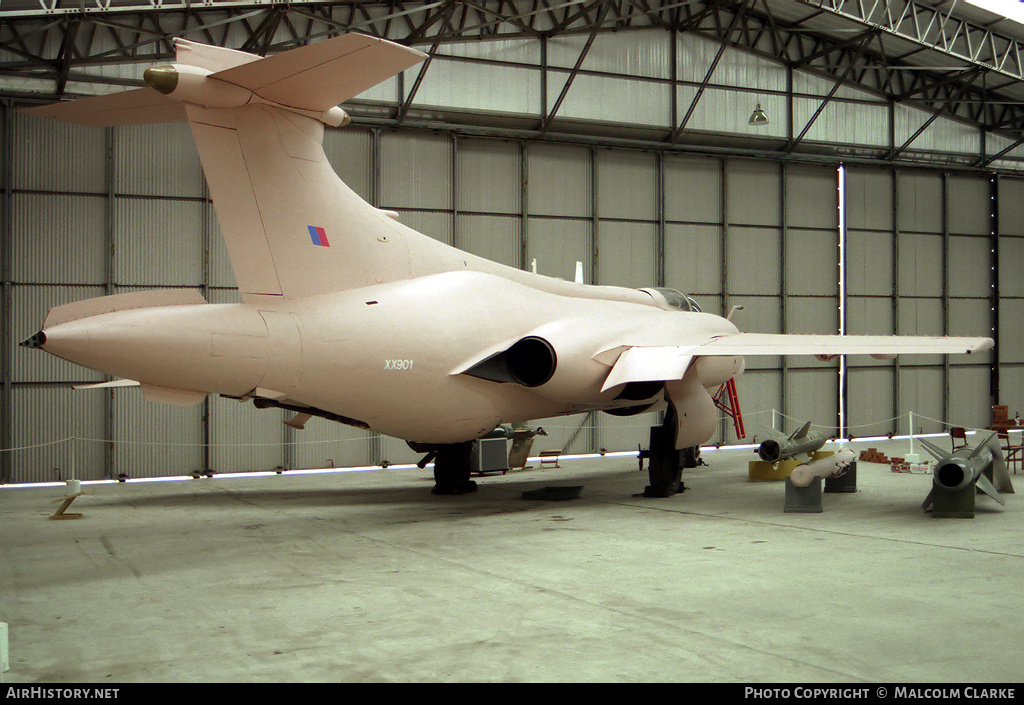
[[0, 439, 1021, 683]]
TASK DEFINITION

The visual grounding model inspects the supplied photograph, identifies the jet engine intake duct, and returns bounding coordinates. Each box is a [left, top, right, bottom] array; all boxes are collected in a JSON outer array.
[[935, 458, 972, 492], [464, 336, 556, 388], [759, 439, 783, 463]]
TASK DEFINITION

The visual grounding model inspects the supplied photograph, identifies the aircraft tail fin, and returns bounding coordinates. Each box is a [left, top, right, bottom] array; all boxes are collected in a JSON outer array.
[[24, 34, 429, 303], [180, 34, 428, 302]]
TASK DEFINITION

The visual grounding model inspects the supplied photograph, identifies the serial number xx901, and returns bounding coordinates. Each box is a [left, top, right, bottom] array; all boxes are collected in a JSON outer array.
[[384, 359, 414, 370]]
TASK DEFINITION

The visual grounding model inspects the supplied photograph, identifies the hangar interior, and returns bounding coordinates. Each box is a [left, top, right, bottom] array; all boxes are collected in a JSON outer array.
[[2, 0, 1024, 685], [2, 0, 1024, 484]]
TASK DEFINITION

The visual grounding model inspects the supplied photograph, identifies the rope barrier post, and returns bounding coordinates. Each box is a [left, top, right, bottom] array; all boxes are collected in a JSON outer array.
[[908, 411, 917, 461]]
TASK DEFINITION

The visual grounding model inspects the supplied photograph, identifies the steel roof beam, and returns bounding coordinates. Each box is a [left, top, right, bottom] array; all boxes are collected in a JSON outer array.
[[801, 0, 1024, 82], [3, 1, 1024, 150]]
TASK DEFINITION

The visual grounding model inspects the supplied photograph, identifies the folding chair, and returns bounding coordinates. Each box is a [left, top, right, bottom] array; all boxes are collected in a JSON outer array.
[[950, 427, 968, 452]]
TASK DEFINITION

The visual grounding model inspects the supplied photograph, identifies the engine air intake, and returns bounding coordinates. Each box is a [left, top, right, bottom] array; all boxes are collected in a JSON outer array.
[[463, 336, 556, 388]]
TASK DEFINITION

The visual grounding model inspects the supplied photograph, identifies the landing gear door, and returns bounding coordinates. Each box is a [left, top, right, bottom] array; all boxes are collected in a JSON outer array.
[[664, 363, 717, 450]]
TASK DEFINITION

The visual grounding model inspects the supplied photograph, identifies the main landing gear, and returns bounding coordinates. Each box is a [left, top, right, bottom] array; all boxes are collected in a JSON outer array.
[[415, 411, 699, 498], [416, 441, 479, 495], [640, 406, 700, 498]]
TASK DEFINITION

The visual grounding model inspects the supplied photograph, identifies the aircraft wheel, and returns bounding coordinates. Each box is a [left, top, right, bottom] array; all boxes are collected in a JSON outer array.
[[644, 423, 683, 498], [681, 445, 700, 469]]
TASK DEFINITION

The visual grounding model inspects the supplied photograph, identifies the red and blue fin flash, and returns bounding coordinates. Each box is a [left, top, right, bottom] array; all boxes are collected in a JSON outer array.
[[307, 225, 330, 247]]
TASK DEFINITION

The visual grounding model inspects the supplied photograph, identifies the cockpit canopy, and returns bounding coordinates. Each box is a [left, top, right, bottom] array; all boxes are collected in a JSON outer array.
[[639, 287, 703, 313]]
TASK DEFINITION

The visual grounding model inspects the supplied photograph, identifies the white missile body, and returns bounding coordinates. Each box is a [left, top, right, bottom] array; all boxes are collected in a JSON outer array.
[[788, 448, 855, 488]]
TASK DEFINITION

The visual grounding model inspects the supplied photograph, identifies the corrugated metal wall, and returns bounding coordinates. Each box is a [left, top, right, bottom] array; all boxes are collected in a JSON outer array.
[[1, 23, 1018, 483], [998, 177, 1024, 421], [845, 168, 999, 436]]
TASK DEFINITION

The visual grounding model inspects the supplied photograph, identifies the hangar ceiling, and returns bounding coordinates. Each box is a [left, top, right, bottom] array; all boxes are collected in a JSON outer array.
[[3, 0, 1024, 166]]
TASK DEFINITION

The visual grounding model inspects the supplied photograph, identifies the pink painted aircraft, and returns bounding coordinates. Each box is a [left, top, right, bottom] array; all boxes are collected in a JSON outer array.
[[21, 34, 993, 496]]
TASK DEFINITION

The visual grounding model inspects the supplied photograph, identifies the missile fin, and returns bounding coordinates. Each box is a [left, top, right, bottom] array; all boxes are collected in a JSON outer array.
[[284, 412, 312, 431], [976, 474, 1006, 506], [918, 438, 948, 462], [967, 434, 994, 461], [789, 421, 812, 441], [982, 433, 1014, 494]]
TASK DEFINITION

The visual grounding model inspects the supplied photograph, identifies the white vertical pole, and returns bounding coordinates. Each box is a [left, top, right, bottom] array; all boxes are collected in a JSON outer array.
[[908, 411, 915, 456], [1, 622, 9, 682], [67, 438, 81, 495]]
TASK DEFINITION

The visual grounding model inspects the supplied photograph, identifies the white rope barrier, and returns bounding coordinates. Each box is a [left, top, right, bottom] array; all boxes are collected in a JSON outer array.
[[2, 409, 1010, 485], [0, 408, 996, 456]]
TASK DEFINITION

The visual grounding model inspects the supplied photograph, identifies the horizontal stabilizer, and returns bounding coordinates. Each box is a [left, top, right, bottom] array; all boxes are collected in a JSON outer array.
[[20, 34, 424, 130], [21, 88, 186, 127], [44, 289, 207, 328], [176, 38, 261, 73], [210, 33, 427, 113]]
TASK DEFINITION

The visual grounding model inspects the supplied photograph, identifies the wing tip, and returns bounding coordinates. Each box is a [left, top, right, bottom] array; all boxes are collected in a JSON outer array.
[[969, 337, 995, 354]]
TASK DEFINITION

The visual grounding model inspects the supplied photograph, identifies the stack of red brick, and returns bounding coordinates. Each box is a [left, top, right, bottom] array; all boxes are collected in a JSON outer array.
[[858, 448, 889, 463]]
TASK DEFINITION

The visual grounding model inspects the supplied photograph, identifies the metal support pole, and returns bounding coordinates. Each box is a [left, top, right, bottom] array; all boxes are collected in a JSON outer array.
[[837, 163, 848, 438], [991, 174, 1001, 405], [520, 140, 529, 271], [201, 177, 213, 475], [656, 151, 665, 288], [368, 126, 383, 466], [104, 126, 116, 479], [589, 145, 599, 452], [720, 157, 729, 318], [0, 100, 11, 484], [941, 172, 950, 424], [779, 161, 788, 437], [892, 168, 902, 435], [451, 133, 459, 250]]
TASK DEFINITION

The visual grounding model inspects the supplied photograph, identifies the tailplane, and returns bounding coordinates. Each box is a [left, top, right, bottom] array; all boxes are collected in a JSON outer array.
[[22, 34, 429, 302]]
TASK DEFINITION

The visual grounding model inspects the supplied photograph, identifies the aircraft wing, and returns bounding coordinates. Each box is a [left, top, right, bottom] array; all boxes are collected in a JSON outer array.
[[694, 332, 993, 358], [599, 333, 993, 392]]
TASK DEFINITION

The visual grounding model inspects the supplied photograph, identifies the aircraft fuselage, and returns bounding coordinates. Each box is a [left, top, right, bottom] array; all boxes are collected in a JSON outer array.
[[38, 269, 743, 445]]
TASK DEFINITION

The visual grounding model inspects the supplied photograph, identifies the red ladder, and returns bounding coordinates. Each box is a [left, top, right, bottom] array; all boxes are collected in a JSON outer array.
[[712, 377, 745, 440]]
